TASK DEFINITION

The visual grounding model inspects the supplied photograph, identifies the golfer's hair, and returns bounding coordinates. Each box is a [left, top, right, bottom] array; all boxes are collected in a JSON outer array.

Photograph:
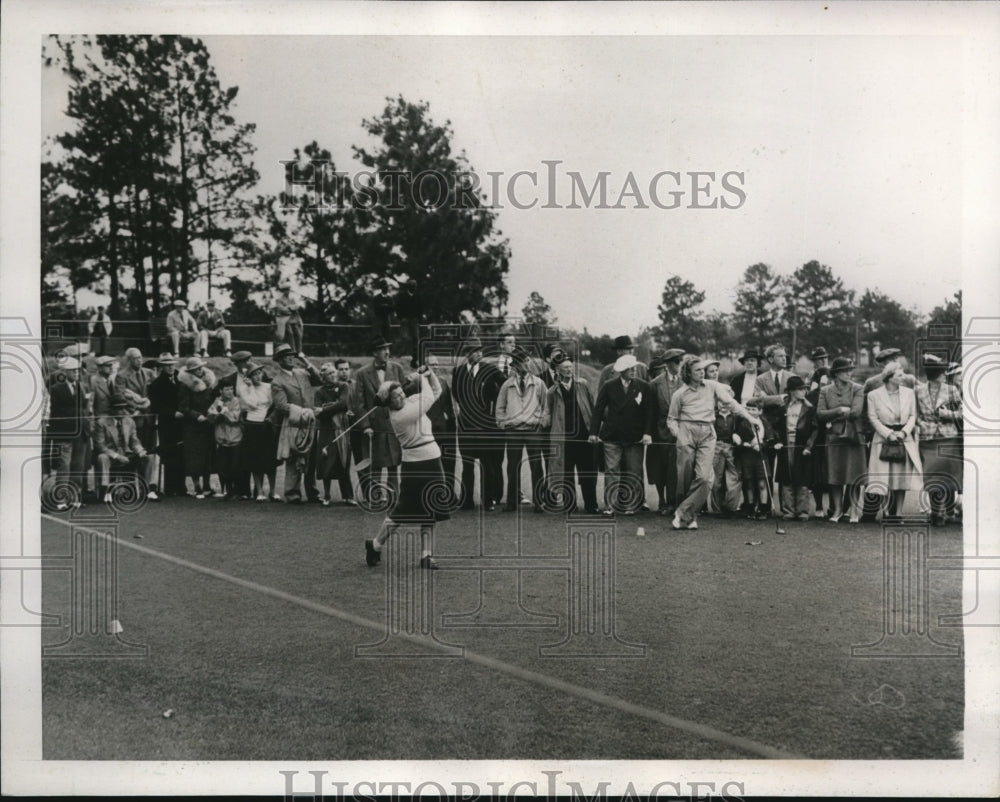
[[376, 380, 401, 406], [679, 355, 700, 384]]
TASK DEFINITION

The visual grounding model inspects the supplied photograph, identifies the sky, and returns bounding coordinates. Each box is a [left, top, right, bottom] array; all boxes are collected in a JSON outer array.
[[43, 33, 964, 333]]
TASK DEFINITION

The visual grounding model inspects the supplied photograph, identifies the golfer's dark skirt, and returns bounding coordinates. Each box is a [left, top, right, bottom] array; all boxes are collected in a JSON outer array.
[[390, 457, 451, 524]]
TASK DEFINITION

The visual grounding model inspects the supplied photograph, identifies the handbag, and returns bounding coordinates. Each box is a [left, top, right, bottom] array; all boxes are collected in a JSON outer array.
[[879, 438, 906, 463]]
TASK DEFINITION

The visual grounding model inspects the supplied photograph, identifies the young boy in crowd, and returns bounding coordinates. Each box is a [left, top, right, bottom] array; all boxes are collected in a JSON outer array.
[[734, 404, 778, 520], [207, 382, 244, 500]]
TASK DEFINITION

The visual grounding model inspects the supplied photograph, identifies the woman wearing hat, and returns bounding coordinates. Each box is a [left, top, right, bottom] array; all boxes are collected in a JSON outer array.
[[817, 357, 867, 522], [867, 362, 923, 517], [774, 375, 819, 520], [236, 362, 279, 501], [916, 355, 963, 525], [805, 367, 832, 517], [365, 366, 448, 569], [177, 356, 218, 498]]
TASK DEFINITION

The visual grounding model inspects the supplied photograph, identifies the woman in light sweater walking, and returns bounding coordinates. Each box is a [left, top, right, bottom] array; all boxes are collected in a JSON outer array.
[[365, 365, 448, 569]]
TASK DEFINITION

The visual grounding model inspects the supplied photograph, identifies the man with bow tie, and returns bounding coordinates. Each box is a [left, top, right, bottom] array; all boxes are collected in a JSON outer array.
[[589, 354, 653, 515]]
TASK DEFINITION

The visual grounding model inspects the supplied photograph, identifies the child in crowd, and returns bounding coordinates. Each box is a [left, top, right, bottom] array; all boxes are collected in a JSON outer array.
[[734, 404, 778, 520], [775, 375, 818, 521], [207, 382, 244, 500], [708, 400, 742, 516]]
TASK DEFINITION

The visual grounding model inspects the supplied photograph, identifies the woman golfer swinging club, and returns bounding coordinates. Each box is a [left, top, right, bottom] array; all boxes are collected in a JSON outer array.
[[365, 363, 449, 569]]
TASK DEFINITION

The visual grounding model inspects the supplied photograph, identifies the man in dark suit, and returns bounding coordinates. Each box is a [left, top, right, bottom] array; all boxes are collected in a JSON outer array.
[[268, 344, 325, 503], [352, 337, 407, 505], [452, 336, 505, 510], [589, 354, 653, 515], [537, 343, 566, 389], [425, 353, 458, 507], [147, 353, 186, 497], [597, 335, 649, 390], [46, 356, 90, 510], [647, 348, 685, 514]]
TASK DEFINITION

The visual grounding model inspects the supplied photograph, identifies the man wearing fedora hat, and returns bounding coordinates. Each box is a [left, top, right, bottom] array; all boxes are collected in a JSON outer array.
[[166, 299, 199, 356], [597, 335, 649, 390], [94, 393, 155, 503], [590, 353, 653, 515], [810, 347, 830, 370], [148, 353, 187, 497], [647, 348, 685, 515], [452, 335, 505, 510], [196, 298, 232, 358], [353, 337, 407, 505], [268, 344, 325, 503], [89, 355, 117, 419]]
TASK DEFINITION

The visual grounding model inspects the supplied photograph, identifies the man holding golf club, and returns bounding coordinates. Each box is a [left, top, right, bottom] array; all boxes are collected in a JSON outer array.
[[668, 356, 764, 530]]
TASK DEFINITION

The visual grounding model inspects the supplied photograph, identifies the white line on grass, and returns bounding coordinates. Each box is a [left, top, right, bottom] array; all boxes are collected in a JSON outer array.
[[41, 513, 803, 759]]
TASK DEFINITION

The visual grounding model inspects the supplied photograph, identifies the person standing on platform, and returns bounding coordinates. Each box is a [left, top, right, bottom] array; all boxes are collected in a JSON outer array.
[[87, 306, 112, 356]]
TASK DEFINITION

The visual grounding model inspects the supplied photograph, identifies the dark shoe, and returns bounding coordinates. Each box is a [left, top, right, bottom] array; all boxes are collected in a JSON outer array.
[[485, 503, 497, 512], [503, 504, 517, 512], [420, 556, 439, 570], [755, 510, 770, 521], [585, 507, 601, 515], [533, 504, 544, 514], [365, 539, 379, 567]]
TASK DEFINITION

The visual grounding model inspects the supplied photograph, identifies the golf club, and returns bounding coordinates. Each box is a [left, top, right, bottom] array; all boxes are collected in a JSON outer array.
[[758, 438, 785, 535]]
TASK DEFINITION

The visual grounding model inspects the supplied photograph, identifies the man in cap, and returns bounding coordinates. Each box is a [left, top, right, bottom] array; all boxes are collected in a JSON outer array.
[[87, 305, 113, 356], [496, 346, 548, 512], [147, 353, 187, 497], [196, 298, 232, 358], [647, 348, 686, 514], [268, 344, 325, 503], [165, 299, 199, 356], [668, 356, 764, 530], [597, 335, 649, 390], [452, 336, 505, 510], [538, 343, 567, 389], [89, 355, 117, 419], [353, 337, 407, 505], [589, 353, 653, 515], [45, 354, 89, 510], [94, 393, 156, 502]]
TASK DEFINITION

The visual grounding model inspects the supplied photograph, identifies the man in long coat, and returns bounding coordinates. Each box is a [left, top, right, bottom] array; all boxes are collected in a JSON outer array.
[[352, 337, 406, 505], [268, 344, 324, 503], [542, 357, 598, 514]]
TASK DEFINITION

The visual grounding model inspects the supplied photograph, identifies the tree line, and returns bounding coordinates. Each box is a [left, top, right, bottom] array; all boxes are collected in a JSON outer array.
[[42, 35, 511, 328], [43, 35, 960, 363]]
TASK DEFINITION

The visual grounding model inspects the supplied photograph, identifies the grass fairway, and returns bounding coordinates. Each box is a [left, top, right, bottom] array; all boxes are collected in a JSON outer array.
[[40, 494, 963, 760]]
